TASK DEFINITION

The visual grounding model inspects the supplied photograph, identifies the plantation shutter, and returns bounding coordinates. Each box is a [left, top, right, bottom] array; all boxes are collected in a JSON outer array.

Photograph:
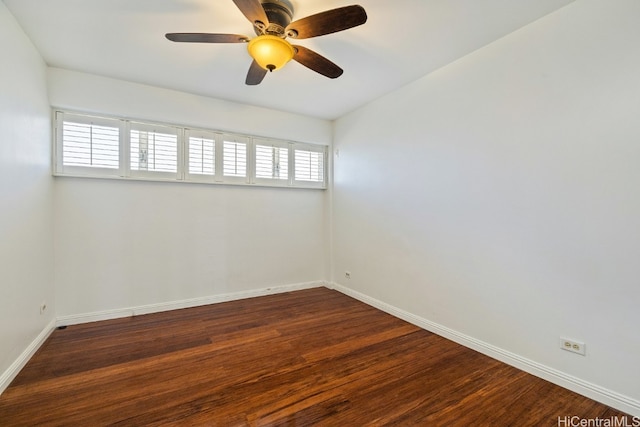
[[188, 133, 215, 176], [130, 122, 179, 178], [255, 141, 289, 181], [223, 136, 248, 181], [54, 110, 326, 189], [56, 112, 122, 176], [294, 147, 325, 184]]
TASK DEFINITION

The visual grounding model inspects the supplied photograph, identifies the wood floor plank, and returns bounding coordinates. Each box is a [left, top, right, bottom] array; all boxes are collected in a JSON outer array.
[[0, 288, 631, 426]]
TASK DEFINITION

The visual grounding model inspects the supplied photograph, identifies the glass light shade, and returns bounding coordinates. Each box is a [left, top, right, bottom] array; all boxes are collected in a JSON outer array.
[[247, 35, 295, 71]]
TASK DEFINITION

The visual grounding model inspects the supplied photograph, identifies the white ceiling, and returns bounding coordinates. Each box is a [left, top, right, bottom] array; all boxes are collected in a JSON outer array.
[[5, 0, 575, 120]]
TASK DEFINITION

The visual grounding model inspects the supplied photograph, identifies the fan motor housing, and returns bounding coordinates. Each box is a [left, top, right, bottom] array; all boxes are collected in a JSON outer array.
[[257, 0, 294, 36]]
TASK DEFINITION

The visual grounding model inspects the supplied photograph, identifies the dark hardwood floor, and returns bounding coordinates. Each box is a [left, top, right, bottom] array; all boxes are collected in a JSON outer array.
[[0, 287, 629, 426]]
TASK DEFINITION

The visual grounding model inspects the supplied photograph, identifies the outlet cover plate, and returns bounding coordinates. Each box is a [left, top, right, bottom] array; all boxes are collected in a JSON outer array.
[[560, 337, 586, 356]]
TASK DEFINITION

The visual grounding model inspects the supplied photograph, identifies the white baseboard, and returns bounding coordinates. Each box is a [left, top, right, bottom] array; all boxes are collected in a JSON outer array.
[[56, 281, 324, 327], [0, 318, 56, 395], [327, 282, 640, 418]]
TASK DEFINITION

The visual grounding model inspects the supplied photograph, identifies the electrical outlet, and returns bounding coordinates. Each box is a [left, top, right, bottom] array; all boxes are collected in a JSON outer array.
[[560, 337, 586, 356], [40, 302, 47, 315], [345, 271, 351, 279]]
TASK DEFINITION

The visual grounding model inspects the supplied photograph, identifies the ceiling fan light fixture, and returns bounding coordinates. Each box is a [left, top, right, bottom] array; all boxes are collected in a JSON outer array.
[[247, 35, 294, 72]]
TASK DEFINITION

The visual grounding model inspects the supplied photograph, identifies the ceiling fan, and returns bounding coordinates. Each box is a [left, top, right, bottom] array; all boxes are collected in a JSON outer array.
[[165, 0, 367, 85]]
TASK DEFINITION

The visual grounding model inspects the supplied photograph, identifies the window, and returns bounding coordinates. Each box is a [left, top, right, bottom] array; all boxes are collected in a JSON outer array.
[[187, 130, 216, 179], [130, 123, 179, 178], [294, 145, 325, 186], [63, 121, 119, 169], [223, 136, 248, 182], [54, 110, 326, 189], [55, 112, 122, 176], [254, 139, 289, 184]]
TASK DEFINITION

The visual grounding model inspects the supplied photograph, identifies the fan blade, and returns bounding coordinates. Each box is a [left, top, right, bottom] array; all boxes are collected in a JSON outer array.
[[293, 45, 343, 79], [246, 60, 268, 85], [166, 33, 249, 43], [232, 0, 269, 27], [286, 5, 367, 39]]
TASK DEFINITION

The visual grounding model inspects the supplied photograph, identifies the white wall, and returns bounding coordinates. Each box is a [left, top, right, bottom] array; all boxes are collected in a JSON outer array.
[[333, 0, 640, 413], [0, 2, 54, 388], [49, 69, 332, 318], [48, 68, 329, 145]]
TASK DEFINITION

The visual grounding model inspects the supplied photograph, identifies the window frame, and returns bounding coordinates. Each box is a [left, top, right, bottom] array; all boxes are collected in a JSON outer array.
[[221, 133, 250, 185], [53, 110, 327, 189], [252, 138, 292, 187], [54, 111, 125, 178], [128, 121, 181, 181], [185, 128, 219, 183], [293, 143, 327, 188]]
